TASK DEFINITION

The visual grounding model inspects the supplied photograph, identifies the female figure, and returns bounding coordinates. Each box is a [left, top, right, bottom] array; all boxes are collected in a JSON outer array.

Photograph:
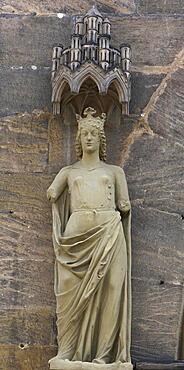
[[47, 107, 132, 369]]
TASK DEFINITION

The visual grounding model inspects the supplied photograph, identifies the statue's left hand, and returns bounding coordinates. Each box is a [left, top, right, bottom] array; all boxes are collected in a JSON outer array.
[[118, 200, 131, 213], [47, 188, 56, 203]]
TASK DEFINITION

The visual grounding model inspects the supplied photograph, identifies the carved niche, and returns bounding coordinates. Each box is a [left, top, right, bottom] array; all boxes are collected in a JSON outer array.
[[51, 6, 131, 118]]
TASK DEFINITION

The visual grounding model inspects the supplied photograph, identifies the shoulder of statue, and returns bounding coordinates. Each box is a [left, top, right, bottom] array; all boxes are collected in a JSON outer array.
[[105, 164, 125, 177], [56, 165, 72, 176]]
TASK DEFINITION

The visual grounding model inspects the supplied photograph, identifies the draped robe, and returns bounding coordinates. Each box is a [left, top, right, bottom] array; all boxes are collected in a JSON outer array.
[[49, 166, 132, 369]]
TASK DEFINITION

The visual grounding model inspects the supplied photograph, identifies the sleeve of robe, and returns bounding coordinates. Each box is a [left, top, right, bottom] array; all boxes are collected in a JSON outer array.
[[115, 166, 132, 362]]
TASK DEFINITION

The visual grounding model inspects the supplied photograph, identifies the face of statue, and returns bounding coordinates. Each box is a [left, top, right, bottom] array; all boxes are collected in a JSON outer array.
[[80, 126, 100, 155]]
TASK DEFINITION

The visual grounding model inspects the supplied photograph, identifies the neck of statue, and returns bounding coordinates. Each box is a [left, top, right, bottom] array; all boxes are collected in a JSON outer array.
[[81, 151, 100, 168]]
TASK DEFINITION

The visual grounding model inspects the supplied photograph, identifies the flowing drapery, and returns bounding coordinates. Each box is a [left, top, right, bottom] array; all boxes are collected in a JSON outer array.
[[51, 188, 131, 365]]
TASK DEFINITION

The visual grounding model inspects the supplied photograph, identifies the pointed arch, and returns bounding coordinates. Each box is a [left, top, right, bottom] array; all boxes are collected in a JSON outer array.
[[106, 73, 128, 103], [74, 74, 101, 94], [70, 64, 106, 94], [51, 63, 130, 115], [52, 68, 72, 103]]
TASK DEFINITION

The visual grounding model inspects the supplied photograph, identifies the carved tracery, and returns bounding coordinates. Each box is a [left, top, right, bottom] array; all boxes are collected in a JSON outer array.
[[51, 6, 131, 117]]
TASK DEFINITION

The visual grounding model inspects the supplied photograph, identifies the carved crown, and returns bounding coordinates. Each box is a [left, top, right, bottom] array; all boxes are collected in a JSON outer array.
[[76, 107, 106, 131]]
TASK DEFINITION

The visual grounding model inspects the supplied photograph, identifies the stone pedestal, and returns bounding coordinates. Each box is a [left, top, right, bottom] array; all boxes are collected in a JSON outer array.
[[49, 358, 133, 370]]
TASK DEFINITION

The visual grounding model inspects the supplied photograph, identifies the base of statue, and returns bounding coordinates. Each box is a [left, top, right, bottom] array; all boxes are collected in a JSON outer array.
[[49, 358, 133, 370]]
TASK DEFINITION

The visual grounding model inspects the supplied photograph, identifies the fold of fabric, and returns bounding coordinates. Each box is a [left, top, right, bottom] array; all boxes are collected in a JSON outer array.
[[52, 189, 131, 364]]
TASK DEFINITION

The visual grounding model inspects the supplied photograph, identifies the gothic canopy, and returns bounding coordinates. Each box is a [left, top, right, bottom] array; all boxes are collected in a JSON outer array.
[[51, 6, 131, 115]]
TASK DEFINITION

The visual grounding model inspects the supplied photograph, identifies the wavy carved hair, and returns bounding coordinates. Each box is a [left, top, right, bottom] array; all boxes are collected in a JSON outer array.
[[75, 126, 107, 161]]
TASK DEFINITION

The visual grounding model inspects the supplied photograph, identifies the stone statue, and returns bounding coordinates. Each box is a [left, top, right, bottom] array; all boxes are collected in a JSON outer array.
[[47, 107, 132, 370]]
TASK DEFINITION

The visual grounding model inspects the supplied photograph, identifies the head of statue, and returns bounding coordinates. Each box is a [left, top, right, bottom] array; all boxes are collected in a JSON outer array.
[[75, 107, 107, 161]]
